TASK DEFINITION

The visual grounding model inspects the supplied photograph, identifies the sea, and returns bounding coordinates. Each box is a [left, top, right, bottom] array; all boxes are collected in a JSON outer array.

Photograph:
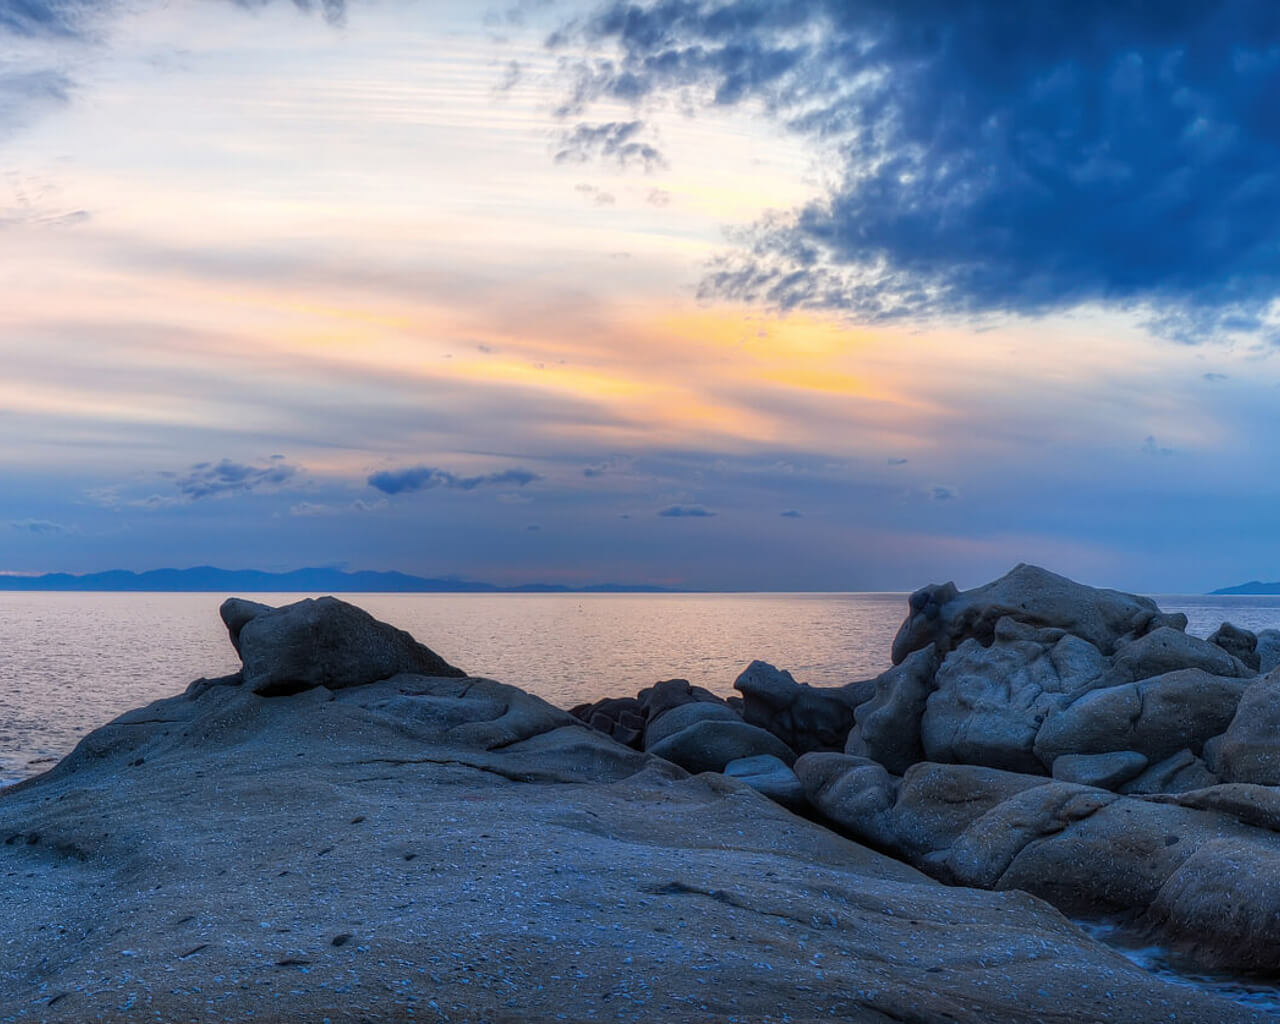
[[4, 589, 1280, 788], [4, 589, 1280, 1010]]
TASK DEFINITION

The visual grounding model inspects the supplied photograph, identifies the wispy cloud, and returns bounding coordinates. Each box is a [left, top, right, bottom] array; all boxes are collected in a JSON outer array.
[[9, 518, 69, 534], [780, 509, 802, 518], [658, 504, 716, 518], [367, 465, 542, 496]]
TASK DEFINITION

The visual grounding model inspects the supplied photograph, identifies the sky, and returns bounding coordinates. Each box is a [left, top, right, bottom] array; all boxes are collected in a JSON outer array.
[[1, 0, 1279, 592]]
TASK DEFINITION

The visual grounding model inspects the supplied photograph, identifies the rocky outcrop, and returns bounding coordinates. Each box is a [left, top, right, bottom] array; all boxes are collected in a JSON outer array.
[[891, 563, 1187, 664], [7, 596, 1251, 1023], [227, 595, 465, 696], [733, 660, 872, 754], [797, 754, 1280, 973]]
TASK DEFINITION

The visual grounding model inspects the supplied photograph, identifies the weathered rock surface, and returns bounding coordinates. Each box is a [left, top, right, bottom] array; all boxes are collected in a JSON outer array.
[[5, 598, 1253, 1022], [892, 562, 1186, 664], [1120, 749, 1218, 795], [642, 698, 741, 750], [1108, 626, 1252, 683], [646, 718, 797, 774], [569, 695, 648, 749], [921, 621, 1109, 774], [845, 646, 937, 774], [1258, 629, 1280, 675], [1034, 669, 1247, 767], [1218, 669, 1280, 785], [228, 595, 466, 696], [723, 753, 807, 809], [1052, 750, 1148, 789], [797, 754, 1280, 976], [1210, 622, 1262, 673], [733, 660, 872, 754]]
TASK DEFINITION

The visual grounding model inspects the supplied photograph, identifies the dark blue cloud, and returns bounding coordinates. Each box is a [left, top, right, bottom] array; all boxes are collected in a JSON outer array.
[[172, 458, 300, 501], [553, 1, 1280, 339], [368, 465, 542, 495], [780, 508, 802, 518], [657, 504, 716, 517]]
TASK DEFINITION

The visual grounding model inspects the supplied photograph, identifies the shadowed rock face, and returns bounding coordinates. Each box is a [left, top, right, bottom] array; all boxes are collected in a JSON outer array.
[[0, 594, 1260, 1023]]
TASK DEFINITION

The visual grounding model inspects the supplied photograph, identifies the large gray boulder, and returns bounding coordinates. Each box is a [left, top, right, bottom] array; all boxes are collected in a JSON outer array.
[[643, 699, 741, 750], [1216, 668, 1280, 785], [733, 660, 871, 754], [1107, 626, 1252, 684], [1209, 622, 1261, 673], [1119, 749, 1218, 795], [845, 646, 938, 774], [892, 563, 1186, 664], [225, 596, 465, 696], [920, 620, 1108, 774], [723, 754, 807, 810], [647, 719, 797, 774], [1033, 669, 1247, 768], [1052, 751, 1148, 790]]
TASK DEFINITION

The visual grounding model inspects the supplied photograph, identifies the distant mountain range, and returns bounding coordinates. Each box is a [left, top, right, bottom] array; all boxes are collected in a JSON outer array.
[[0, 567, 678, 594], [1211, 581, 1280, 596]]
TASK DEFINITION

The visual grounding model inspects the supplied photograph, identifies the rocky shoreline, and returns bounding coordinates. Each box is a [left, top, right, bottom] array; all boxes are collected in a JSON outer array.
[[2, 568, 1279, 1021]]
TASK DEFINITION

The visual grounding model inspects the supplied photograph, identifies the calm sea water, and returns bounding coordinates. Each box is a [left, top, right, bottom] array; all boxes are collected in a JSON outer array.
[[2, 591, 1280, 786]]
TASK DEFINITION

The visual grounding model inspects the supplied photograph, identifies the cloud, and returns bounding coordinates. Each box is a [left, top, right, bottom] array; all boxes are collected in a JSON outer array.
[[9, 518, 68, 534], [1141, 435, 1177, 457], [658, 504, 716, 517], [174, 457, 299, 500], [887, 457, 909, 466], [583, 455, 631, 478], [574, 182, 617, 206], [367, 465, 542, 495], [553, 1, 1280, 339], [555, 120, 666, 172], [289, 498, 385, 517], [129, 458, 301, 507], [780, 509, 802, 518], [929, 485, 958, 502], [0, 1, 343, 139], [1203, 372, 1229, 382]]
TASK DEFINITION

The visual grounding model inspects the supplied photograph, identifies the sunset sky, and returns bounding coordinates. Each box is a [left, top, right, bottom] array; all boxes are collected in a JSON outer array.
[[3, 0, 1279, 591]]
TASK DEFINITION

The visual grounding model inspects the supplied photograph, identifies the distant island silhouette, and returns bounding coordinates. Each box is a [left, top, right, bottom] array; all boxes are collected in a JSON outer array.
[[0, 567, 679, 593], [1212, 581, 1280, 596]]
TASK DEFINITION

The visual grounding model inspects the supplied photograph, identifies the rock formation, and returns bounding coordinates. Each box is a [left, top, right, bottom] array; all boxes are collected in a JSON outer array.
[[3, 579, 1280, 1021]]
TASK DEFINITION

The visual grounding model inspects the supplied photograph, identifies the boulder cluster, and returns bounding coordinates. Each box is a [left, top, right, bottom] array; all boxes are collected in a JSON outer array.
[[576, 563, 1280, 974]]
